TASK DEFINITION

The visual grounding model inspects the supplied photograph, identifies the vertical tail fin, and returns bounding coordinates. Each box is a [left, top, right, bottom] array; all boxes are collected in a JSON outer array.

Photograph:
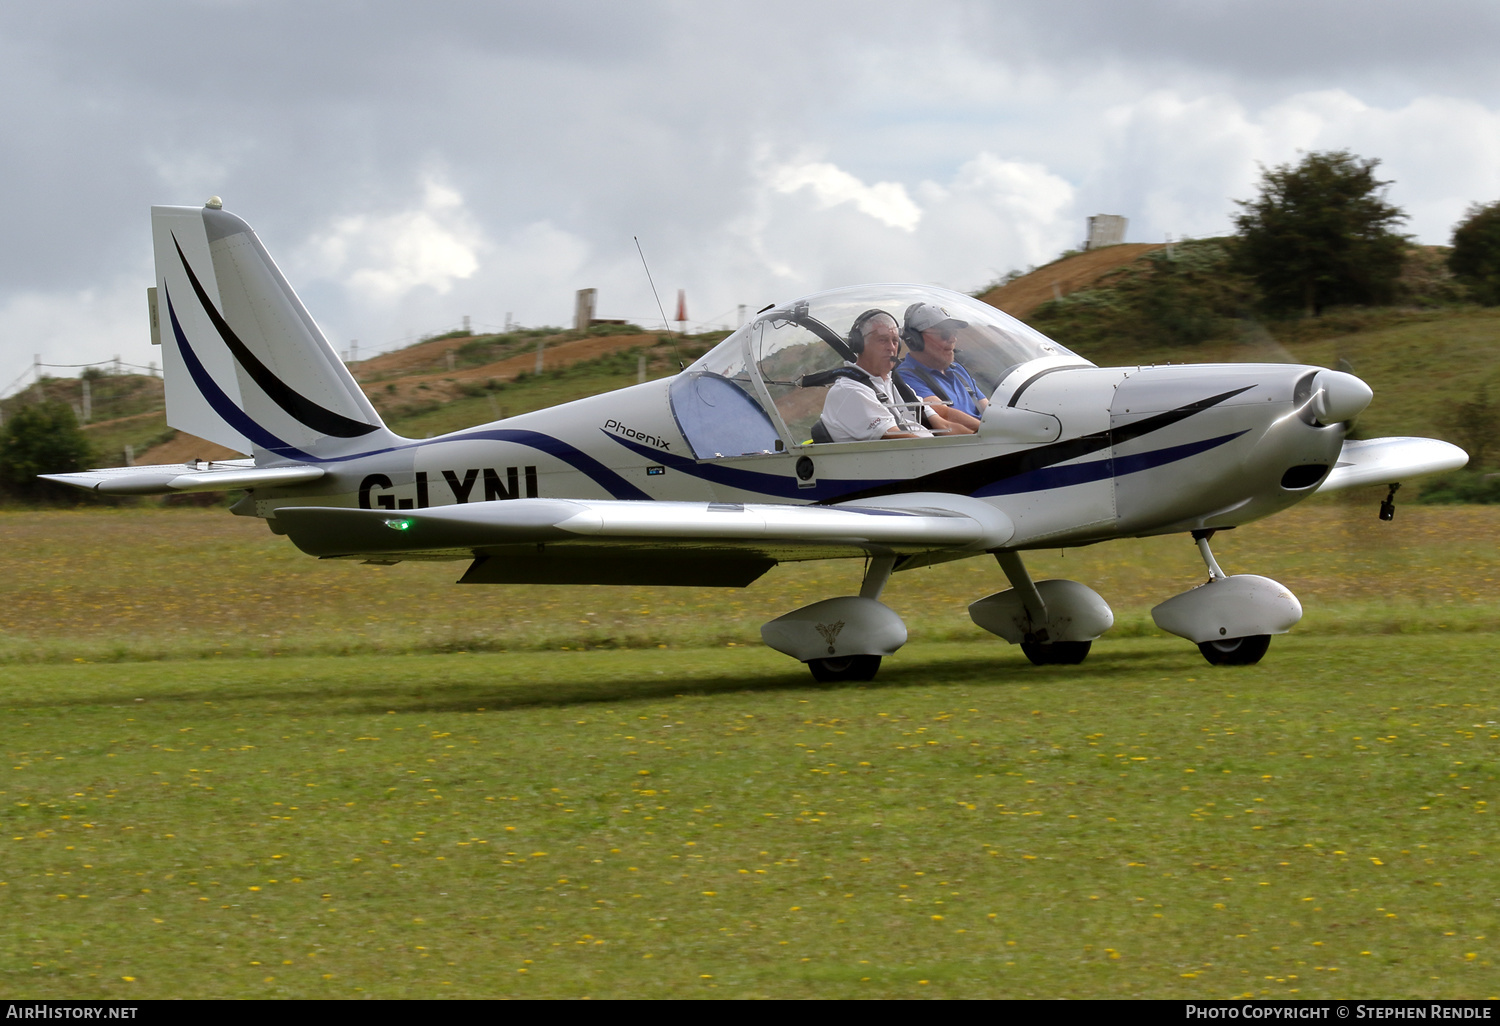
[[152, 202, 399, 462]]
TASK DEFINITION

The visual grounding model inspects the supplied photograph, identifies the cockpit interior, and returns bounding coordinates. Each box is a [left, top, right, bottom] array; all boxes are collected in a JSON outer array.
[[667, 284, 1088, 459]]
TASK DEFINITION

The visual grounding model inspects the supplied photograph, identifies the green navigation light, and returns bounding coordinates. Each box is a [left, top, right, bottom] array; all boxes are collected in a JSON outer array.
[[383, 518, 414, 531]]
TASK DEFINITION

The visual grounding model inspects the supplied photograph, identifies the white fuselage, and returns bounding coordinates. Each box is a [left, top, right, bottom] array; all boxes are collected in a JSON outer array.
[[246, 358, 1348, 552]]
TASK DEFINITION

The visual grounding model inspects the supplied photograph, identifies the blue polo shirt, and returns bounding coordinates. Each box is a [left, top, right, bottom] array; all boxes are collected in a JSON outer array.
[[897, 355, 986, 418]]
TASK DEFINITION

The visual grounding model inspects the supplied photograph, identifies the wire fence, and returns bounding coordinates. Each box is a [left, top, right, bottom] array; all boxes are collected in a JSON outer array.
[[329, 309, 743, 365], [0, 356, 161, 404], [0, 305, 747, 404]]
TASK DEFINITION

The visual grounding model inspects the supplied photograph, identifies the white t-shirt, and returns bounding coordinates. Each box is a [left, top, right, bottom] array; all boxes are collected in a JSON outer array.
[[821, 366, 935, 442]]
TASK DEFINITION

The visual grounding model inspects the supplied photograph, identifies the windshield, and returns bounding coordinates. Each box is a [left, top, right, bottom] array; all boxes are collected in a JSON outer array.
[[669, 284, 1087, 456]]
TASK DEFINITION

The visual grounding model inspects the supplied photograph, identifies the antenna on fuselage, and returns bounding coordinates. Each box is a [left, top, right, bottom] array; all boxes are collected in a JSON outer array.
[[634, 236, 684, 370]]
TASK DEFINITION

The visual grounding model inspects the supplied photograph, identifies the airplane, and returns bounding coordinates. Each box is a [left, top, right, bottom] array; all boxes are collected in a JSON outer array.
[[46, 200, 1468, 682]]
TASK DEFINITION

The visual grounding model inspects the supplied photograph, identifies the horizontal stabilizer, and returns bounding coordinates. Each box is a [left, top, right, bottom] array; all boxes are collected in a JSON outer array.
[[275, 493, 1014, 559], [1316, 436, 1468, 493], [41, 459, 325, 495]]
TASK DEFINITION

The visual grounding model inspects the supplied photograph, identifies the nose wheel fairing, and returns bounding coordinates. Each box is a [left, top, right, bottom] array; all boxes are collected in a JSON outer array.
[[1151, 531, 1301, 666], [1152, 574, 1302, 644]]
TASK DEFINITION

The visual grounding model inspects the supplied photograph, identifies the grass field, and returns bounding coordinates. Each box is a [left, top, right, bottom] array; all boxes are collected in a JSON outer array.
[[1, 503, 1498, 998], [4, 638, 1499, 999], [1, 500, 1494, 664]]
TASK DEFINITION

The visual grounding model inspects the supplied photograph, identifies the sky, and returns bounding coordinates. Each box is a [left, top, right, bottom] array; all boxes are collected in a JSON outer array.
[[3, 0, 1500, 394]]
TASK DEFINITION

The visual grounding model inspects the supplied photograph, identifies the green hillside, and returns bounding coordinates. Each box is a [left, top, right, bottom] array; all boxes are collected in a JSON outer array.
[[9, 248, 1498, 494], [1008, 240, 1500, 488], [1059, 306, 1500, 447]]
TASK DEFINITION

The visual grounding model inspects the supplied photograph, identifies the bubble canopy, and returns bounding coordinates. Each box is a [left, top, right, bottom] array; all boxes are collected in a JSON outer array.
[[667, 284, 1090, 459]]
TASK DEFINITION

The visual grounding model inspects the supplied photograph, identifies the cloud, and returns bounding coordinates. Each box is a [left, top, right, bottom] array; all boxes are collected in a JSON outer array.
[[299, 178, 484, 304], [706, 153, 1076, 308], [295, 208, 594, 354], [769, 162, 923, 232], [1085, 88, 1500, 243], [917, 155, 1078, 274], [6, 2, 1500, 388], [0, 280, 157, 394]]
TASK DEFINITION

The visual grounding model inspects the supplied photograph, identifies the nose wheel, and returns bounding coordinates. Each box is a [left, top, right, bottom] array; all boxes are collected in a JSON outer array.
[[1192, 532, 1270, 665], [1152, 530, 1295, 667]]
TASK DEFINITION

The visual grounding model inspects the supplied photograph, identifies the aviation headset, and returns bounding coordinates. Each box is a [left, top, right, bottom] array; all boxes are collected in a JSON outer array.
[[901, 301, 966, 352], [847, 309, 896, 355], [902, 302, 930, 351]]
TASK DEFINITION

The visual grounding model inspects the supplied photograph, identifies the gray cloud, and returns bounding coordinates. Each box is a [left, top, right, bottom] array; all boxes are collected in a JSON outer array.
[[2, 1, 1498, 390]]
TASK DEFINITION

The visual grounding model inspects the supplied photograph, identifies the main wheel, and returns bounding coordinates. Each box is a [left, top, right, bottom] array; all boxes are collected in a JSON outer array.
[[807, 654, 882, 682], [1020, 640, 1092, 666], [1198, 634, 1271, 666]]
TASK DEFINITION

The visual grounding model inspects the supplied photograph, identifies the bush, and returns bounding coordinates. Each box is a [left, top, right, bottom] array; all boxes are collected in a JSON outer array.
[[1449, 200, 1500, 305], [1395, 245, 1467, 307], [1433, 384, 1498, 469], [1027, 239, 1257, 348], [584, 322, 647, 337], [1415, 473, 1500, 504], [0, 401, 96, 503]]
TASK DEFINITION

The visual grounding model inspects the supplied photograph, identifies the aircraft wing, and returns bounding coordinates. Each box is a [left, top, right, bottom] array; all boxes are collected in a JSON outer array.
[[1315, 436, 1468, 493], [273, 492, 1014, 587], [41, 460, 325, 495]]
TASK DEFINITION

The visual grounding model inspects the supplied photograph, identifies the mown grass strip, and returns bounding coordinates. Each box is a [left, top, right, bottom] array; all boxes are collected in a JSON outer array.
[[3, 636, 1497, 999], [2, 504, 1497, 664]]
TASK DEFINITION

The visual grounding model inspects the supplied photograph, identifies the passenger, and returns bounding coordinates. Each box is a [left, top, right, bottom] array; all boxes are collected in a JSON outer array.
[[898, 302, 988, 432], [820, 310, 965, 442]]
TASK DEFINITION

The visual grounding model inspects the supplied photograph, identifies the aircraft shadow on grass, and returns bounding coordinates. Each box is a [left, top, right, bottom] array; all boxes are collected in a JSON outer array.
[[40, 646, 1204, 716]]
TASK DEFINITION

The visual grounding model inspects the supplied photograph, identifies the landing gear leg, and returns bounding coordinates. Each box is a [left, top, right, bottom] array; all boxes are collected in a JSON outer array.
[[997, 551, 1092, 666], [859, 554, 897, 600]]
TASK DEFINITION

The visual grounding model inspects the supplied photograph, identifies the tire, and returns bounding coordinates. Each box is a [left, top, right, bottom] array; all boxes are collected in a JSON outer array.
[[1020, 640, 1092, 666], [1198, 634, 1271, 666], [807, 654, 882, 682]]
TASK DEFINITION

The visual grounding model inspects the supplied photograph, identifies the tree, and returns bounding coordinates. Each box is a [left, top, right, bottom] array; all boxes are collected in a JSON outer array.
[[0, 400, 95, 503], [1232, 150, 1409, 316], [1449, 200, 1500, 305]]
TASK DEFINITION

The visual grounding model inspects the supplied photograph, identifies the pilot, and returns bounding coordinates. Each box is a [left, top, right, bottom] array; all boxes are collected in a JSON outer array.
[[898, 302, 988, 432], [820, 310, 965, 442]]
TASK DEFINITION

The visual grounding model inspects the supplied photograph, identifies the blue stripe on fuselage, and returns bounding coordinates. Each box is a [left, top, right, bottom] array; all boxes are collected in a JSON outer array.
[[602, 431, 894, 500], [974, 430, 1248, 497], [606, 426, 1248, 501]]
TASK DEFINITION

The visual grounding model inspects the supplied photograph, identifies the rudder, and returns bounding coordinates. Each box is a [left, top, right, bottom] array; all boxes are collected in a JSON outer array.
[[152, 201, 397, 462]]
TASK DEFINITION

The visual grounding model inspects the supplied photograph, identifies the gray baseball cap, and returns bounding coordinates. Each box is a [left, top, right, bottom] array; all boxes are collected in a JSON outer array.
[[904, 302, 969, 335]]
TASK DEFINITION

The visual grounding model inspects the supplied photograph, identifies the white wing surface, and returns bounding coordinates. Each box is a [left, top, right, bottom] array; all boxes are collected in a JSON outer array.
[[272, 492, 1014, 587], [1315, 437, 1468, 493], [40, 460, 325, 495], [276, 491, 1013, 556]]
